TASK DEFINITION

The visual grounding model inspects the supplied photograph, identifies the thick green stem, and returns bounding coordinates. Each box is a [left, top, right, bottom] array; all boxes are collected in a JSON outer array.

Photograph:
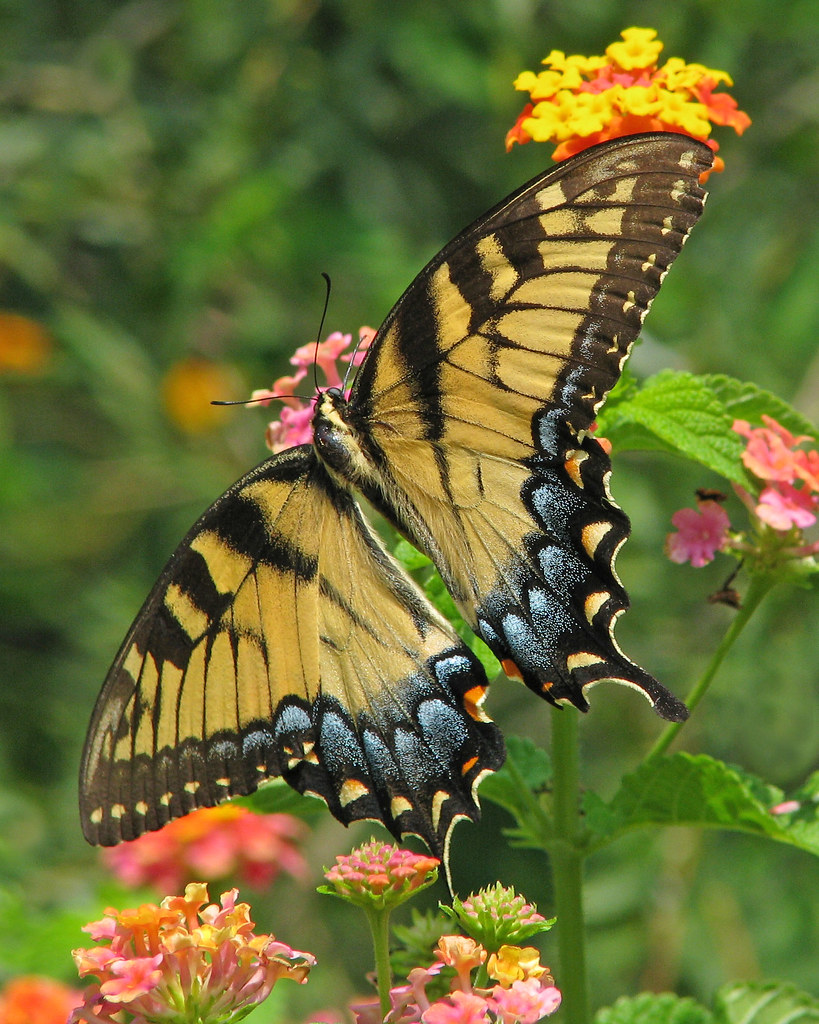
[[550, 706, 590, 1024], [646, 572, 775, 761], [365, 906, 393, 1019]]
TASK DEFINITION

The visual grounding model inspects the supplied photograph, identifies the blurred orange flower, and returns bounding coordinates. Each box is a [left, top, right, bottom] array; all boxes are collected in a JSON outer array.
[[0, 975, 82, 1024], [0, 312, 52, 374], [161, 355, 241, 433]]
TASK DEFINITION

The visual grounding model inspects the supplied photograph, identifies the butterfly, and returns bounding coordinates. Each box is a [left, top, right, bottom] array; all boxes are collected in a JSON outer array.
[[80, 132, 713, 859]]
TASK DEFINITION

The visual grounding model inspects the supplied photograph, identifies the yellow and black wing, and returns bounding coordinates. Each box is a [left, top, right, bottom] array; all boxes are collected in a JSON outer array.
[[82, 133, 711, 857], [80, 446, 503, 853], [349, 133, 713, 719]]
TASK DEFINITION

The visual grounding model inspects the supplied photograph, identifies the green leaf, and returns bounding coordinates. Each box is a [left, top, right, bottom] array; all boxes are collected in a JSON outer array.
[[595, 992, 713, 1024], [478, 737, 554, 849], [599, 370, 746, 481], [583, 753, 819, 857], [714, 981, 819, 1024], [240, 780, 326, 820], [703, 375, 819, 441]]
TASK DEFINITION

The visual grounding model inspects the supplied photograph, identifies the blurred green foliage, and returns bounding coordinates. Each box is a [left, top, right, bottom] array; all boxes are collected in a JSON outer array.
[[1, 0, 817, 1015]]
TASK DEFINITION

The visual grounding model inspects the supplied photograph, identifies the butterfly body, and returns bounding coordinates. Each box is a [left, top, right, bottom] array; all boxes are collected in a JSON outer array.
[[81, 133, 713, 856]]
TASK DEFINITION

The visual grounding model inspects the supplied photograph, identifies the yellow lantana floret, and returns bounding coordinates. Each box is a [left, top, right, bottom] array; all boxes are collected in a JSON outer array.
[[524, 101, 576, 144], [488, 945, 548, 986], [661, 57, 734, 90], [566, 90, 615, 136], [655, 91, 712, 135], [543, 49, 608, 76], [618, 84, 662, 118], [606, 27, 664, 71]]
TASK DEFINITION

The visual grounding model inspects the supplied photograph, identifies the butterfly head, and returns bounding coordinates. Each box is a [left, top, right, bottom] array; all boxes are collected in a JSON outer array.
[[312, 387, 374, 487]]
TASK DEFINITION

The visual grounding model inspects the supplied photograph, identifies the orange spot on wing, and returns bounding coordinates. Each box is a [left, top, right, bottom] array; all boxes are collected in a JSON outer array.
[[461, 755, 479, 776], [502, 659, 523, 682], [564, 455, 584, 488], [463, 684, 492, 722]]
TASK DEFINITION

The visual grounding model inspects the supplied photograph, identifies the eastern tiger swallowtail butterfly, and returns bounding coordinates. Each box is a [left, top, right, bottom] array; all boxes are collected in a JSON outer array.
[[81, 133, 712, 858]]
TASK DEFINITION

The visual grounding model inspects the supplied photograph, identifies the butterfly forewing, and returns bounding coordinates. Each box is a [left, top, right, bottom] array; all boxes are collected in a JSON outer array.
[[351, 134, 712, 719], [81, 447, 503, 853]]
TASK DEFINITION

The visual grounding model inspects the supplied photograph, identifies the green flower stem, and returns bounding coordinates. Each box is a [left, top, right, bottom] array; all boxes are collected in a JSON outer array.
[[550, 705, 590, 1024], [365, 906, 394, 1019], [646, 571, 776, 761]]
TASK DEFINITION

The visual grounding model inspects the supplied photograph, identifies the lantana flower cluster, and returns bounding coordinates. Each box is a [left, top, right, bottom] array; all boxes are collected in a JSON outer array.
[[70, 883, 315, 1024], [353, 935, 561, 1024], [321, 839, 440, 910], [252, 327, 374, 452], [667, 416, 819, 570], [101, 804, 308, 894], [506, 27, 750, 170], [443, 883, 555, 950]]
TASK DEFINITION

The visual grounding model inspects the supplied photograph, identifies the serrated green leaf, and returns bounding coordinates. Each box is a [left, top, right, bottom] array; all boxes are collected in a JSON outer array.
[[595, 992, 713, 1024], [703, 374, 819, 441], [583, 753, 819, 857], [599, 370, 747, 481], [714, 981, 819, 1024]]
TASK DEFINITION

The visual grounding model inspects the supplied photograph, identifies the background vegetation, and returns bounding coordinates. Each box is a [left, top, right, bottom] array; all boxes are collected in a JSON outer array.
[[1, 0, 817, 1016]]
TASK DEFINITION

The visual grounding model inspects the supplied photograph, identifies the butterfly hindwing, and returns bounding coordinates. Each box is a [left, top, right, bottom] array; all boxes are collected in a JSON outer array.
[[349, 134, 712, 719], [80, 446, 503, 853]]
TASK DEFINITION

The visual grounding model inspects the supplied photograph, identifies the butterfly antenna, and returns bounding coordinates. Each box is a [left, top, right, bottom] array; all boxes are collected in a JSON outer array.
[[211, 394, 283, 407], [313, 272, 332, 394], [212, 275, 332, 407], [340, 326, 369, 392]]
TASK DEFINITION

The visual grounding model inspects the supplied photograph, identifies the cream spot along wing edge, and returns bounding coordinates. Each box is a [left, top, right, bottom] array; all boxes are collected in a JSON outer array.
[[80, 445, 503, 855], [349, 133, 713, 720]]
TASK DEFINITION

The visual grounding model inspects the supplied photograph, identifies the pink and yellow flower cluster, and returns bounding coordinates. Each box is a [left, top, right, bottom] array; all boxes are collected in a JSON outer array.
[[71, 883, 315, 1024], [353, 935, 561, 1024], [507, 27, 750, 171], [667, 416, 819, 569]]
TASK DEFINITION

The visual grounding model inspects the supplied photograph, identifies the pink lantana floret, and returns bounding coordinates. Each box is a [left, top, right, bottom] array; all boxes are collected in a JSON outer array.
[[292, 331, 352, 389], [422, 989, 492, 1024], [488, 978, 562, 1024], [756, 484, 817, 531], [266, 403, 315, 452], [98, 955, 164, 1002], [770, 800, 801, 815], [666, 500, 730, 567], [733, 417, 809, 483]]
